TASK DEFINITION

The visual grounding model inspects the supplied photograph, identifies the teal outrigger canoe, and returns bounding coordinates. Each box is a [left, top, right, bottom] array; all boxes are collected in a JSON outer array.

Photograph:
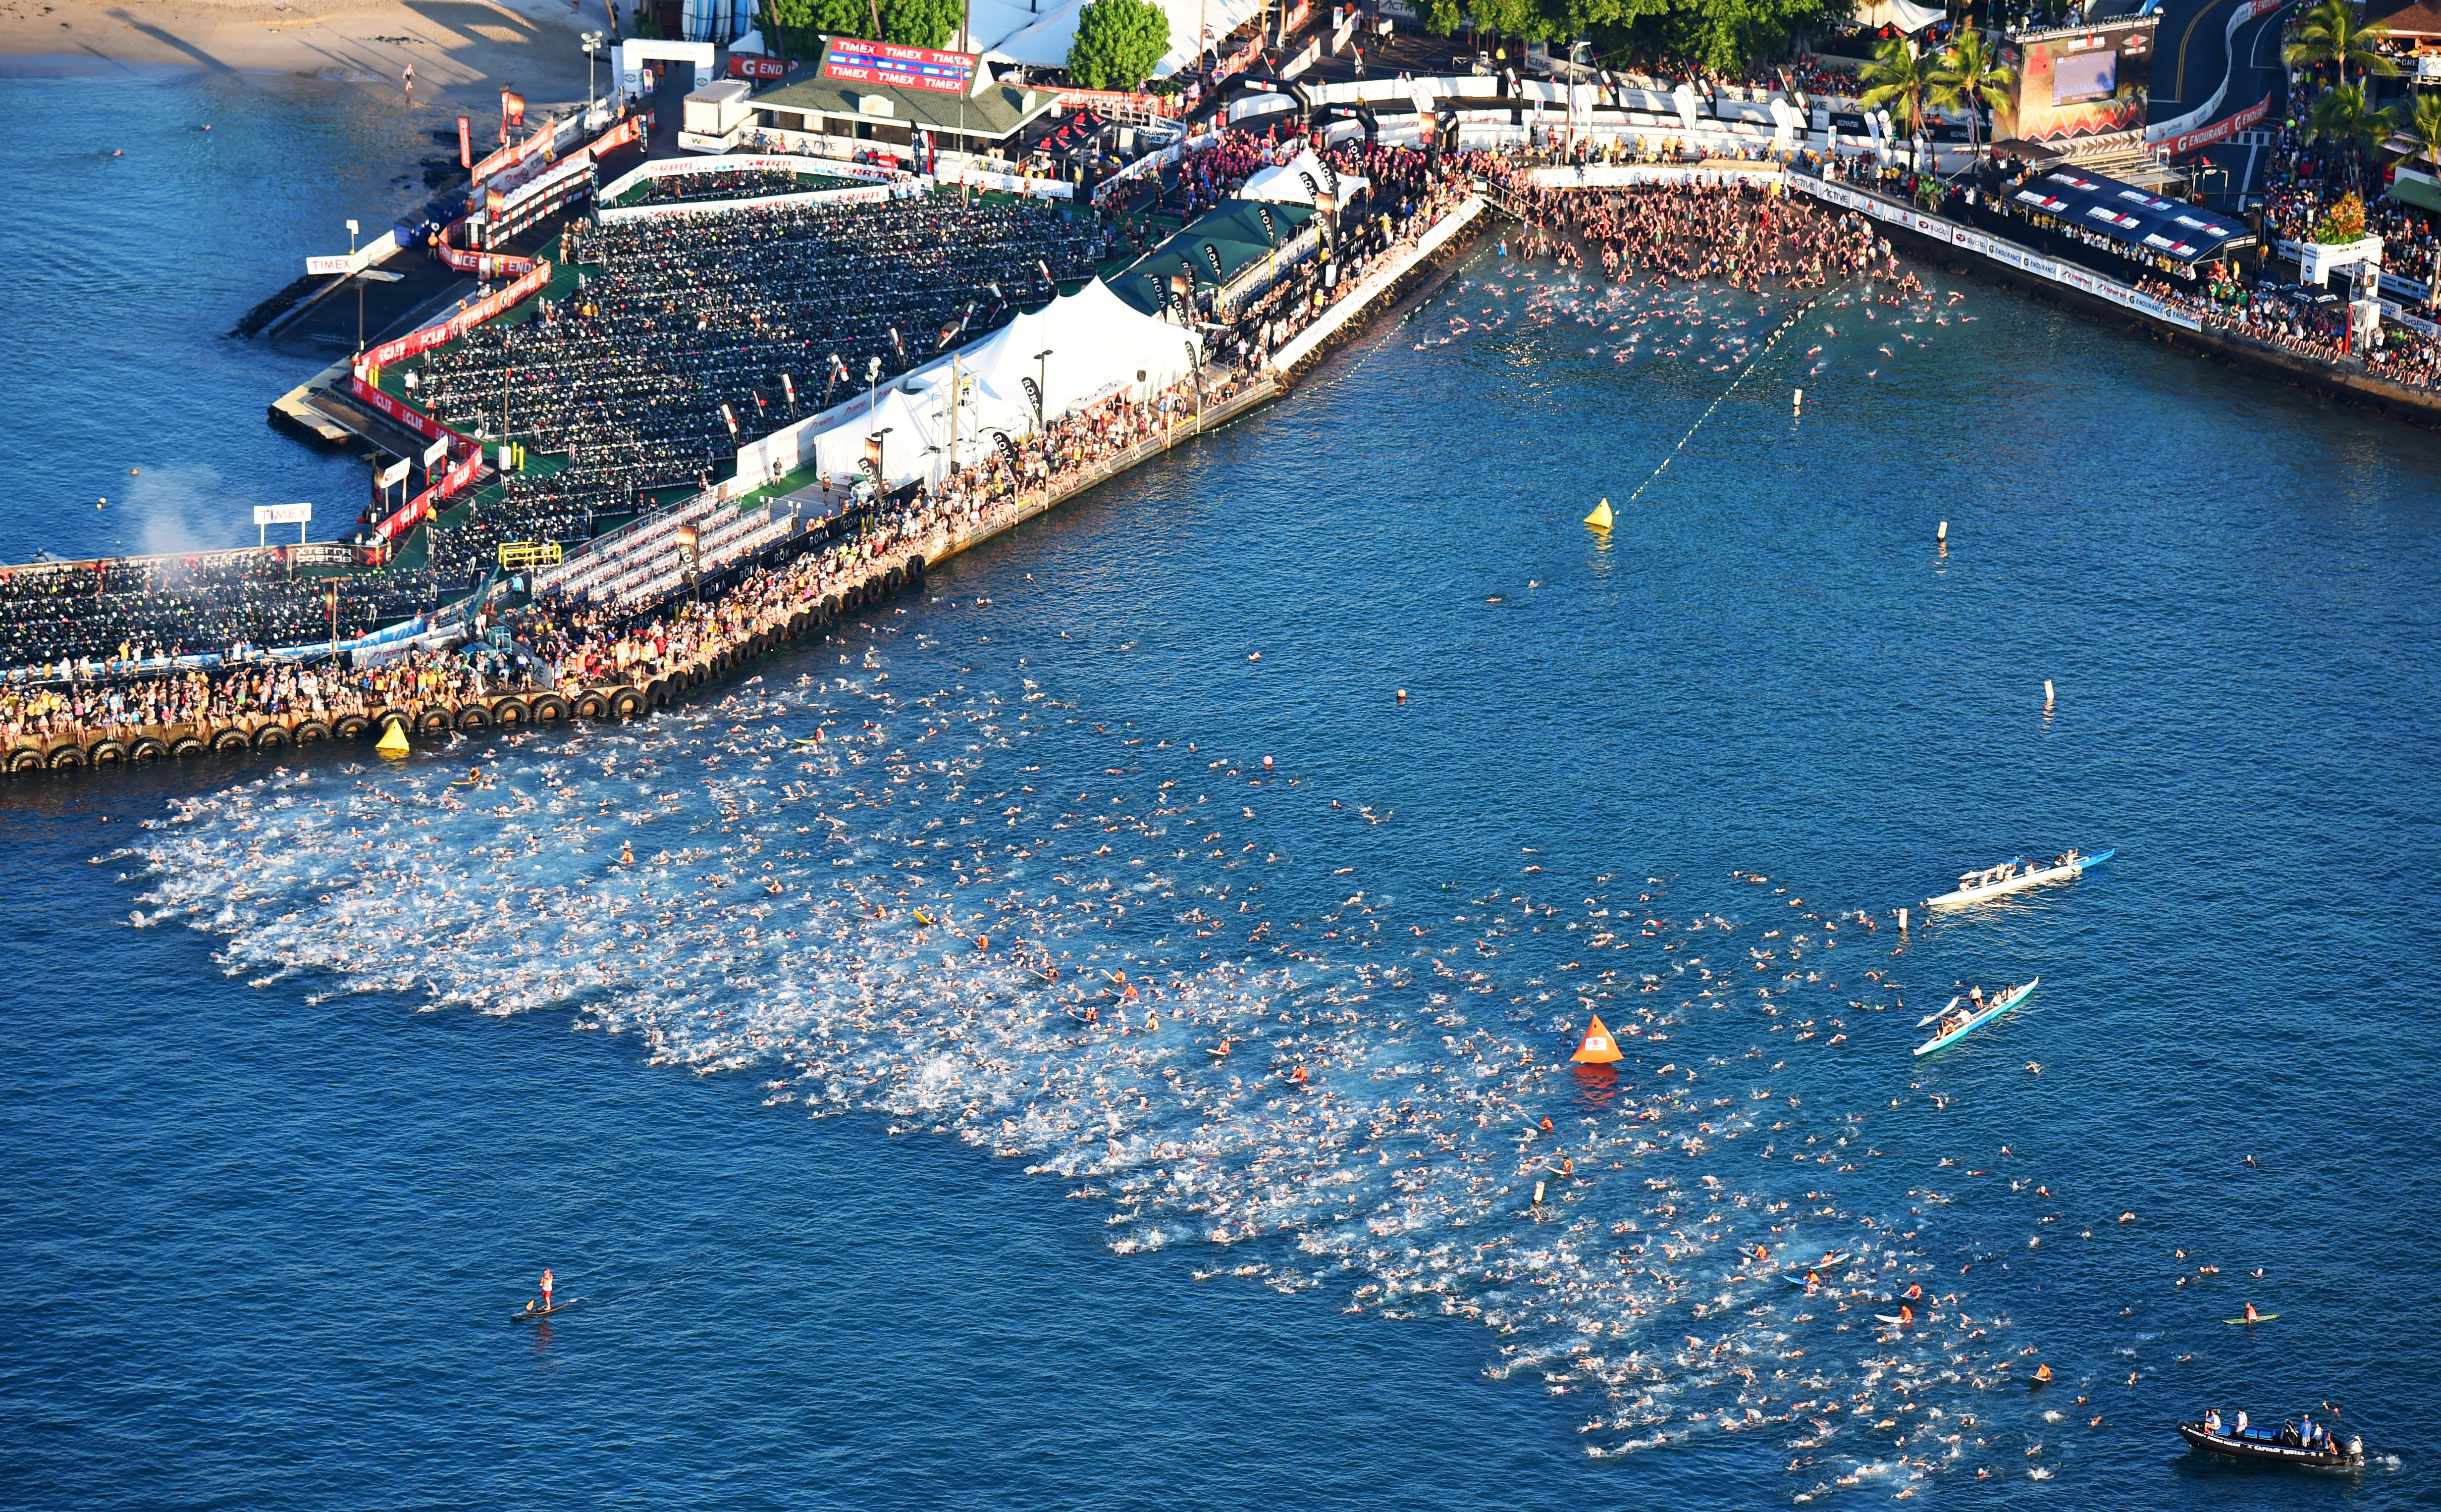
[[1912, 978, 2038, 1057]]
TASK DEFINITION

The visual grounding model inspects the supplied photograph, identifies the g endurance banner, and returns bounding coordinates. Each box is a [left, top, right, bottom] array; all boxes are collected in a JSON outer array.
[[819, 38, 976, 95], [1999, 19, 2155, 142]]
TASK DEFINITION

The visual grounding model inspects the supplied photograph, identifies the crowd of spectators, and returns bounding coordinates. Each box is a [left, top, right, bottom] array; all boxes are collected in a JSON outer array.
[[405, 197, 1105, 546], [0, 642, 541, 745], [624, 169, 849, 206], [0, 553, 433, 673]]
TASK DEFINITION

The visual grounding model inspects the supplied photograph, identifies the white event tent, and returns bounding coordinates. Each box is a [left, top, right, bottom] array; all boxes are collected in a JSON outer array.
[[961, 0, 1266, 76], [1237, 147, 1370, 207], [764, 280, 1203, 492]]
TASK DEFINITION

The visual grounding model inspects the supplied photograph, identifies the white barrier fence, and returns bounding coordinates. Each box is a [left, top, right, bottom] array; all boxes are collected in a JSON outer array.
[[1795, 173, 2204, 331]]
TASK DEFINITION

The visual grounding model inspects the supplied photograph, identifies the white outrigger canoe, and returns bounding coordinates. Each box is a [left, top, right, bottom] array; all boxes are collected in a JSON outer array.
[[1924, 849, 2112, 911], [1912, 979, 2037, 1057]]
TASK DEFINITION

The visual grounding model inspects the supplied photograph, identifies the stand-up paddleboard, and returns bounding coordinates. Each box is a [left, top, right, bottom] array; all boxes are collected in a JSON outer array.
[[1875, 1313, 1912, 1326], [510, 1298, 576, 1323], [2224, 1314, 2279, 1324]]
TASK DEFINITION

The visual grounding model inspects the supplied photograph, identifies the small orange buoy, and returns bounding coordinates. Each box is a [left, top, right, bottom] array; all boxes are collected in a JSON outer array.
[[1570, 1014, 1624, 1064]]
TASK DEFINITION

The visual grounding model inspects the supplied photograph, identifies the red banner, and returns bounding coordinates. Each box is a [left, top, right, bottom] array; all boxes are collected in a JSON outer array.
[[367, 444, 484, 542], [1054, 87, 1181, 117], [1213, 35, 1262, 85], [458, 115, 472, 168], [364, 260, 552, 369], [471, 121, 558, 188], [2164, 95, 2270, 158], [819, 37, 976, 94], [731, 53, 789, 80], [1282, 0, 1311, 33], [352, 373, 452, 441]]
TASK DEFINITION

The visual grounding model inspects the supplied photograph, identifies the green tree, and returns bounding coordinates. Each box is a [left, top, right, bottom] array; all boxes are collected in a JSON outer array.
[[2304, 80, 2394, 153], [1858, 34, 1933, 168], [881, 0, 962, 48], [1422, 0, 1833, 75], [1068, 0, 1168, 88], [2283, 0, 2396, 85], [1929, 27, 2014, 164], [758, 0, 872, 55]]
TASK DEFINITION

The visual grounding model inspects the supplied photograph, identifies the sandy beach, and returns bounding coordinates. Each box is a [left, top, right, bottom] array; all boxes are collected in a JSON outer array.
[[0, 0, 598, 103]]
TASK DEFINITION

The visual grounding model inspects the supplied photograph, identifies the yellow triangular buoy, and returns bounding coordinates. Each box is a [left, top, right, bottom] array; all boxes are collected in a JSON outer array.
[[1571, 1014, 1624, 1064], [374, 718, 410, 759], [1584, 498, 1614, 530]]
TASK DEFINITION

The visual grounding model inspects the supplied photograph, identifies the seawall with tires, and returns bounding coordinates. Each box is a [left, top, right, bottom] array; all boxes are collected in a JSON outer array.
[[3, 191, 1493, 779]]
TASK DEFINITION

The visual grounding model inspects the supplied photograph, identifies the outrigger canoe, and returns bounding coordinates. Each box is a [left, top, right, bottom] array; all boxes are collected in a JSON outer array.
[[2176, 1419, 2363, 1466], [1912, 979, 2038, 1057], [1924, 849, 2112, 911]]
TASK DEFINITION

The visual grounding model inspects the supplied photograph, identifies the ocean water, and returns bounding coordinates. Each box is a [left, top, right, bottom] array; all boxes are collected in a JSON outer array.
[[0, 68, 440, 561], [5, 76, 2441, 1510]]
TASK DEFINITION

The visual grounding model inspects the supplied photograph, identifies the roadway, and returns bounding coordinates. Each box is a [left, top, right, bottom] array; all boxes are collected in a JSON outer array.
[[2147, 0, 2294, 208]]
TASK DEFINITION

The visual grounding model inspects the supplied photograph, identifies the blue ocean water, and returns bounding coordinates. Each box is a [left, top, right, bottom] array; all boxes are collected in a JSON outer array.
[[0, 68, 438, 561], [6, 76, 2441, 1510]]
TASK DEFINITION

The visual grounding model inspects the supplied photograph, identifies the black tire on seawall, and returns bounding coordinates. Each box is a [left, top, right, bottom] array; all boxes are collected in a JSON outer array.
[[295, 721, 330, 744], [456, 706, 489, 731], [646, 680, 671, 710], [611, 689, 644, 719], [334, 715, 371, 741], [494, 698, 529, 728], [9, 748, 43, 772], [905, 553, 925, 583], [885, 566, 902, 593], [212, 730, 250, 752], [254, 725, 289, 749], [417, 709, 451, 735], [531, 695, 568, 723], [130, 738, 167, 764], [575, 692, 608, 720], [167, 737, 205, 759], [90, 741, 127, 765], [50, 745, 86, 769]]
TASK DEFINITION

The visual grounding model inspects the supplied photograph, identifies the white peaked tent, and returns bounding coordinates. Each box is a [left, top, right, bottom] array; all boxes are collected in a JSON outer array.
[[966, 0, 1265, 76], [1238, 147, 1370, 207], [797, 280, 1201, 490], [1857, 0, 1945, 33]]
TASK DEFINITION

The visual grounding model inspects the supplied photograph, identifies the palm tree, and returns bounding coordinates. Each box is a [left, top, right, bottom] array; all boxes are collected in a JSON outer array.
[[1930, 28, 2017, 167], [2306, 81, 2395, 156], [2282, 0, 2397, 86], [2397, 91, 2441, 172], [1859, 36, 1934, 170]]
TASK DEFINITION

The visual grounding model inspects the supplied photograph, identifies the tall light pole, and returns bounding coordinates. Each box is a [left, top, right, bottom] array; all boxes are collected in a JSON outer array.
[[347, 217, 363, 355], [1034, 348, 1052, 433], [582, 31, 606, 123]]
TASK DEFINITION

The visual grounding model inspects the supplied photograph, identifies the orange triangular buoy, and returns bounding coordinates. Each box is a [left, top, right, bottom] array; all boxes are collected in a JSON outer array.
[[1571, 1014, 1624, 1064]]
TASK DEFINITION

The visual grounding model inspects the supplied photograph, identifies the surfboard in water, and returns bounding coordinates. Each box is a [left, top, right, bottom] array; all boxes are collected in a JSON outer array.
[[2224, 1314, 2279, 1324]]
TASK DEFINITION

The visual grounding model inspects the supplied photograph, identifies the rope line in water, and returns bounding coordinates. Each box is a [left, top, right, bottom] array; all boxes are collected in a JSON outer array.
[[1620, 288, 1831, 508]]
